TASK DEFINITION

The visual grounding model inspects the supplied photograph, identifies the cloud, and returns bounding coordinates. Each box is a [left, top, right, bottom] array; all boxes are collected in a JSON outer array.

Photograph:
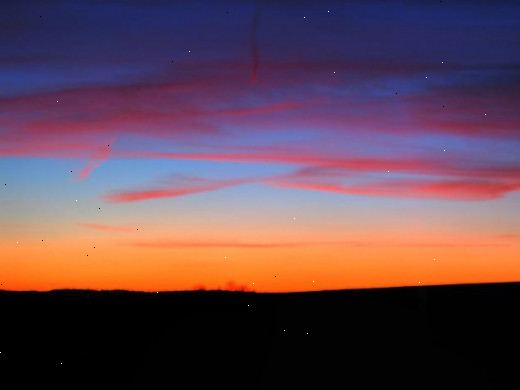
[[495, 233, 520, 240], [270, 172, 520, 200], [101, 152, 520, 204], [104, 176, 253, 203], [2, 58, 518, 152], [128, 149, 520, 181], [2, 50, 519, 200], [78, 223, 137, 233], [77, 141, 115, 180], [128, 237, 502, 249], [130, 240, 314, 249]]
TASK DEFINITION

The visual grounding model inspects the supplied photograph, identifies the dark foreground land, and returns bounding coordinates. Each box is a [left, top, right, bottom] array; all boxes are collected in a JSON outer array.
[[1, 283, 520, 389]]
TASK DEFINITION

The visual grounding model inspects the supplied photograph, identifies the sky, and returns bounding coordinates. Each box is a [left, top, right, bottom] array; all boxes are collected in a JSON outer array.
[[1, 0, 519, 292]]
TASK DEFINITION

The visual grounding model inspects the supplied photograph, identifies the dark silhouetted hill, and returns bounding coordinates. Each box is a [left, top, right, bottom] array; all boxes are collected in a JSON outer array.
[[1, 282, 520, 389]]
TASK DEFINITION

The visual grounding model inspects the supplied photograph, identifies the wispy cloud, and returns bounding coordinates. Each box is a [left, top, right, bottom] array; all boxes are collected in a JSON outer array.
[[495, 233, 520, 240], [2, 52, 519, 200], [77, 140, 115, 180], [121, 149, 520, 180], [130, 240, 313, 249], [101, 156, 520, 204], [128, 237, 503, 249], [78, 223, 137, 233], [104, 176, 254, 203], [269, 170, 520, 200]]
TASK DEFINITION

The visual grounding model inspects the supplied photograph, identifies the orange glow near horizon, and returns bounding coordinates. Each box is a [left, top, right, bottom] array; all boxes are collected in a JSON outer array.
[[2, 227, 519, 292]]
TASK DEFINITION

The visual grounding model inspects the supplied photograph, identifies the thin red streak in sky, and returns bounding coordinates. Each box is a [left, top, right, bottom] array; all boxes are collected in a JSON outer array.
[[78, 223, 137, 233], [250, 5, 260, 83], [129, 238, 504, 249], [104, 177, 252, 203], [127, 150, 520, 181], [269, 177, 520, 200], [131, 241, 310, 249]]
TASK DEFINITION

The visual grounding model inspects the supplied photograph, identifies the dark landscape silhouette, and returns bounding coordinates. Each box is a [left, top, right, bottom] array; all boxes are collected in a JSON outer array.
[[1, 282, 520, 389]]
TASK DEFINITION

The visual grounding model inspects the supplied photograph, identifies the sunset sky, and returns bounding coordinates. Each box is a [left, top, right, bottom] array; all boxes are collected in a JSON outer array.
[[1, 0, 519, 291]]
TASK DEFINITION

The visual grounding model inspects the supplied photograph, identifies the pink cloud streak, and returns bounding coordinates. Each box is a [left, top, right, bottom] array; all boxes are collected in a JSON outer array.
[[78, 223, 138, 233], [270, 175, 520, 201], [104, 177, 253, 203]]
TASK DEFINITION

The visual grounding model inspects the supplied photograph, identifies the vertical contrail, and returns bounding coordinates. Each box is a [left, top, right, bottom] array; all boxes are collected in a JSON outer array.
[[250, 4, 260, 83]]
